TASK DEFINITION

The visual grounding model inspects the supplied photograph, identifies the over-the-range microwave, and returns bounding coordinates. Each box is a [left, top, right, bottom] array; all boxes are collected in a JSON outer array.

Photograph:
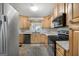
[[52, 13, 66, 28]]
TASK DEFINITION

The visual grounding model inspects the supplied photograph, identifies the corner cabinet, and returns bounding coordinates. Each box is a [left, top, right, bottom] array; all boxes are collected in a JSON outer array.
[[56, 43, 69, 56]]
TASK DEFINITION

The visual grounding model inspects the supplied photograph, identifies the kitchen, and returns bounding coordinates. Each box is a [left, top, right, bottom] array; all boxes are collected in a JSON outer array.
[[0, 3, 79, 56], [17, 3, 69, 56]]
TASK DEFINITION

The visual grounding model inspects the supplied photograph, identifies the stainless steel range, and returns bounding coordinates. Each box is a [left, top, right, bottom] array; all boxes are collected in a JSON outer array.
[[57, 29, 69, 41], [48, 28, 69, 56]]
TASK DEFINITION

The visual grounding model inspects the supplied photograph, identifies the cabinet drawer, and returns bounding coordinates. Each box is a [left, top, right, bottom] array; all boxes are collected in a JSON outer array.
[[56, 44, 65, 55], [56, 50, 63, 56]]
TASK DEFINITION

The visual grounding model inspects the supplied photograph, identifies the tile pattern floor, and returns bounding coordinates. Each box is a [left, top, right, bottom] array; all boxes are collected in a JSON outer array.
[[19, 44, 54, 56]]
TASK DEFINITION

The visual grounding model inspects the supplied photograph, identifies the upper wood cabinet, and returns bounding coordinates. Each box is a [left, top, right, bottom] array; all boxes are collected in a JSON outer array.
[[19, 16, 31, 30], [53, 3, 65, 19], [69, 3, 79, 23], [57, 3, 65, 16], [42, 16, 51, 28], [66, 3, 72, 26], [53, 4, 58, 19], [72, 4, 79, 19]]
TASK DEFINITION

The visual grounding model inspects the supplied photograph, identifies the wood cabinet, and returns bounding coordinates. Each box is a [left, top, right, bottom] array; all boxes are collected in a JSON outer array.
[[42, 16, 51, 28], [40, 34, 48, 44], [70, 3, 79, 23], [73, 30, 79, 55], [42, 3, 65, 28], [31, 33, 48, 44], [53, 3, 65, 18], [72, 4, 79, 19], [31, 33, 40, 44], [19, 16, 31, 30], [57, 3, 65, 16], [68, 3, 79, 56], [19, 34, 24, 44], [51, 3, 66, 28], [53, 4, 58, 19], [56, 43, 69, 56], [69, 29, 79, 56], [65, 4, 72, 26]]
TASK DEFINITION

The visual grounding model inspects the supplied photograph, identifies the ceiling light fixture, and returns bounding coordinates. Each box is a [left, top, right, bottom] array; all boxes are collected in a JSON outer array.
[[30, 5, 38, 12]]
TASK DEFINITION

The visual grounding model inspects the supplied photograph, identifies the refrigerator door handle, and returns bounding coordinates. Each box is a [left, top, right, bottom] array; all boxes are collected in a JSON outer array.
[[2, 30, 4, 53]]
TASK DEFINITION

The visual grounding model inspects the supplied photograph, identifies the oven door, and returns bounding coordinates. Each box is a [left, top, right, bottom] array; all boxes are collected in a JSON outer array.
[[57, 34, 69, 41]]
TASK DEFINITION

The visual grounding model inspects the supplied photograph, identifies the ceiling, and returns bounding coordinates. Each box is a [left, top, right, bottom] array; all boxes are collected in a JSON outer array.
[[10, 3, 54, 18]]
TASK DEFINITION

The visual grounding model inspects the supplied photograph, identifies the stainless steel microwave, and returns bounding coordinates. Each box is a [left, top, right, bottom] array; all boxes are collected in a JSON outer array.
[[52, 13, 66, 28]]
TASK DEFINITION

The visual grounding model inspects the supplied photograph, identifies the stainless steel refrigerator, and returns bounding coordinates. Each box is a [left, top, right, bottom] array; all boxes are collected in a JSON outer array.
[[0, 3, 19, 56]]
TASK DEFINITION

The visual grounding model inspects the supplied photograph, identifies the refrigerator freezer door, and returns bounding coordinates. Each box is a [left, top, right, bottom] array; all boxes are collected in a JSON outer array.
[[0, 15, 7, 56], [0, 17, 2, 54]]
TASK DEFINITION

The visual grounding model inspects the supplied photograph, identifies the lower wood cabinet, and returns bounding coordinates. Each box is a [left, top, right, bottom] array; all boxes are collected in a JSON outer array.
[[69, 29, 79, 56], [31, 33, 39, 44], [19, 33, 48, 44], [56, 43, 69, 56], [19, 34, 24, 44], [31, 33, 48, 44], [40, 34, 48, 44]]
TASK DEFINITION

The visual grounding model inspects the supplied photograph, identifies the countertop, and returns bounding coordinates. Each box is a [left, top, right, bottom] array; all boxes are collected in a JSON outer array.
[[56, 41, 69, 51], [19, 29, 58, 36]]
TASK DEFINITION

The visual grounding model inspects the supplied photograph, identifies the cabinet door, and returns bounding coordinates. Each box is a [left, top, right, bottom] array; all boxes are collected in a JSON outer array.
[[19, 16, 31, 30], [31, 34, 41, 44], [73, 4, 79, 19], [53, 4, 58, 18], [67, 3, 72, 26], [19, 34, 24, 44], [73, 30, 79, 55], [42, 16, 51, 28], [57, 3, 65, 16], [69, 29, 79, 56]]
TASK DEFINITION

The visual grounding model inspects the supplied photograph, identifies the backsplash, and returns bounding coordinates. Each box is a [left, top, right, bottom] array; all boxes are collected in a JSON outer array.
[[41, 28, 58, 35]]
